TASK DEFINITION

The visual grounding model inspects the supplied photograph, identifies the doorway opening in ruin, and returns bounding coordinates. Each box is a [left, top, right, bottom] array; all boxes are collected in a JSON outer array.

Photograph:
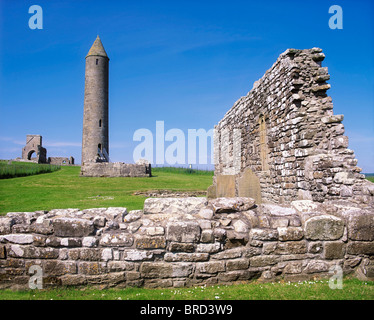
[[27, 150, 37, 160]]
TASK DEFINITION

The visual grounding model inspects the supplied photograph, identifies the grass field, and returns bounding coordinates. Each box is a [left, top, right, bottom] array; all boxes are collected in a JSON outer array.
[[0, 165, 213, 215], [0, 160, 60, 179], [0, 278, 372, 300]]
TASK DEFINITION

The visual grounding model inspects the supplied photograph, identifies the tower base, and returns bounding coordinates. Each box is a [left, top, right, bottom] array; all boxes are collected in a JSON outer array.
[[80, 162, 151, 177]]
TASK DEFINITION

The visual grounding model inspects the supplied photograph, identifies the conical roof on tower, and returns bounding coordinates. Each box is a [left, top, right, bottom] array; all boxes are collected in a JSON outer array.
[[86, 35, 109, 59]]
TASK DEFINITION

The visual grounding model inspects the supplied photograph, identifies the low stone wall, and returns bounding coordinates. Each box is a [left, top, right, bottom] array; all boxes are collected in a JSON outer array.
[[0, 197, 373, 289], [80, 162, 151, 177]]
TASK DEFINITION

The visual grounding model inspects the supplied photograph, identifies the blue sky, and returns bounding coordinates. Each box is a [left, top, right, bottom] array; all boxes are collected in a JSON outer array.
[[0, 0, 373, 171]]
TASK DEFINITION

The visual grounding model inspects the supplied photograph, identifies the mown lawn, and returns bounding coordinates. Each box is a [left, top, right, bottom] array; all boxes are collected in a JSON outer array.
[[0, 166, 213, 215], [0, 278, 372, 300]]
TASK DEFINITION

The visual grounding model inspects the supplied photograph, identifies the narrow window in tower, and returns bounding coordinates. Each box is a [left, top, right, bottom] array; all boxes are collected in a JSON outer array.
[[96, 59, 98, 65], [98, 144, 102, 152], [99, 119, 102, 127]]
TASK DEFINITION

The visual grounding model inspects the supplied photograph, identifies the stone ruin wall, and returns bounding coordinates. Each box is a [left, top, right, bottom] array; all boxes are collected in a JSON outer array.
[[80, 162, 151, 177], [0, 197, 373, 290], [211, 48, 373, 206]]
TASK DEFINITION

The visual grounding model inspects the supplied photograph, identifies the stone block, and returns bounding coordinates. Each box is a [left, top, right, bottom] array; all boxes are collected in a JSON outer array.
[[200, 229, 214, 243], [275, 241, 307, 254], [41, 260, 77, 276], [123, 210, 143, 223], [211, 247, 243, 260], [168, 242, 195, 253], [216, 175, 236, 198], [210, 197, 255, 213], [101, 248, 113, 261], [164, 252, 209, 262], [82, 237, 97, 247], [60, 238, 82, 247], [347, 242, 374, 255], [226, 259, 249, 271], [0, 218, 14, 235], [250, 228, 278, 241], [324, 242, 345, 260], [123, 249, 153, 261], [135, 236, 166, 249], [196, 242, 221, 253], [217, 270, 260, 282], [233, 220, 249, 233], [166, 221, 201, 243], [1, 234, 34, 244], [140, 262, 193, 278], [99, 232, 134, 247], [237, 168, 262, 204], [250, 255, 279, 267], [79, 248, 102, 261], [78, 262, 106, 275], [7, 245, 59, 259], [305, 215, 344, 240], [197, 208, 214, 220], [0, 245, 5, 259], [283, 261, 303, 274], [145, 227, 165, 236], [196, 261, 225, 274], [207, 185, 217, 199], [290, 200, 318, 213], [53, 218, 94, 237], [348, 214, 374, 241], [277, 227, 304, 241], [303, 260, 329, 273], [144, 197, 207, 215]]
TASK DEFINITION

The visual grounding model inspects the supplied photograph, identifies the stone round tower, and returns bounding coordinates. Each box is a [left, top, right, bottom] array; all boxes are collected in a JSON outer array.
[[81, 35, 109, 164]]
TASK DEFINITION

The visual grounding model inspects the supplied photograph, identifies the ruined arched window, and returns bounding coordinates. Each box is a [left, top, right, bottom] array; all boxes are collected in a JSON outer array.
[[259, 115, 270, 171], [98, 144, 102, 152]]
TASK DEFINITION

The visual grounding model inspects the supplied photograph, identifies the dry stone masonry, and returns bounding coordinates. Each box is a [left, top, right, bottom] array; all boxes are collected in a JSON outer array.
[[210, 48, 374, 206], [1, 48, 373, 289], [0, 197, 373, 289]]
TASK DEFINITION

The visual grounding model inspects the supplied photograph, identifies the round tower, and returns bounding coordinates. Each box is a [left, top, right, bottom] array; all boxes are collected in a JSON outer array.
[[82, 35, 109, 164]]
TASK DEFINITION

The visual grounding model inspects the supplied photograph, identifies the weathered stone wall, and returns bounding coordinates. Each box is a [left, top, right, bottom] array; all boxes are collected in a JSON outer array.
[[80, 162, 151, 177], [48, 157, 75, 166], [211, 48, 374, 205], [1, 197, 373, 289]]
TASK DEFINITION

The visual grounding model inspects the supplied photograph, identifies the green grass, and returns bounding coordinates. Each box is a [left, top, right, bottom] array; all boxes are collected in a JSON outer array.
[[0, 278, 372, 300], [152, 166, 214, 175], [0, 160, 61, 179], [0, 166, 213, 215]]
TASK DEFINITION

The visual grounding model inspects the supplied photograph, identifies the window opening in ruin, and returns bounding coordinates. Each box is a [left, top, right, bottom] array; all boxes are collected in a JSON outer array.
[[98, 144, 102, 151], [259, 115, 270, 171], [96, 59, 98, 65], [99, 119, 102, 127]]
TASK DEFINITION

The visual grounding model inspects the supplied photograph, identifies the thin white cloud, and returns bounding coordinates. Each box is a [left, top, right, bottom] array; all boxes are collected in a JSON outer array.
[[44, 142, 81, 147]]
